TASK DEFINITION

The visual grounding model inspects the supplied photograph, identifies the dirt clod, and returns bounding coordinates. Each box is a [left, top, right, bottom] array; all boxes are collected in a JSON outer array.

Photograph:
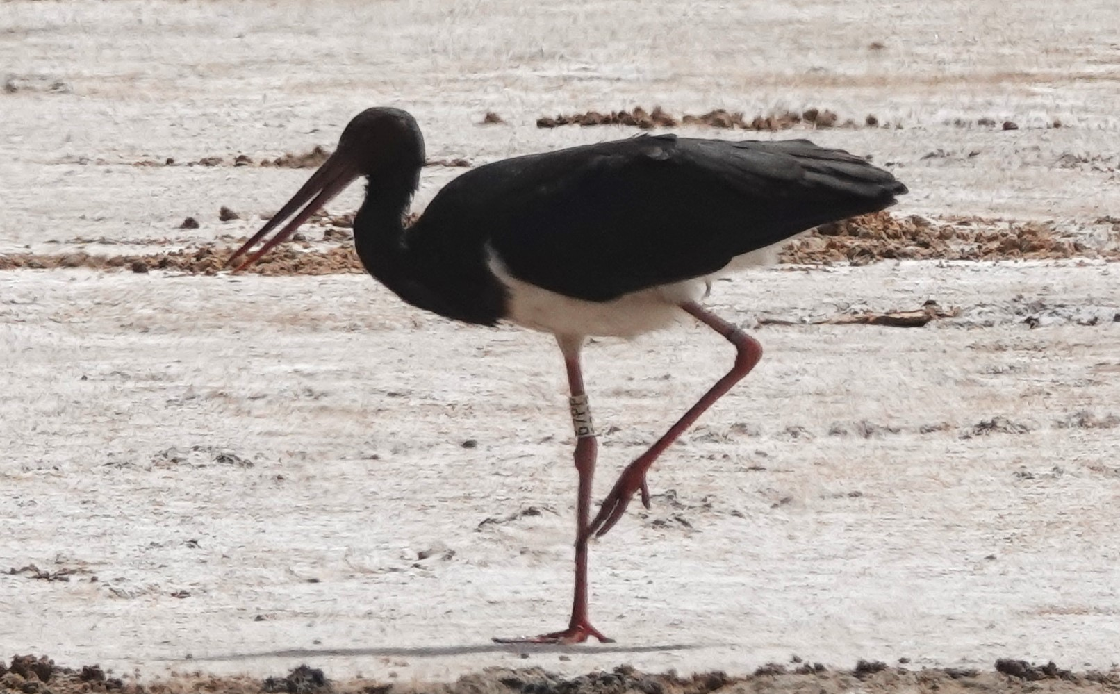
[[178, 216, 200, 229], [260, 145, 331, 169], [854, 660, 889, 679], [77, 666, 103, 683], [995, 659, 1073, 681], [219, 206, 240, 221], [8, 657, 53, 684], [263, 665, 330, 694], [481, 111, 505, 124], [754, 663, 788, 676], [962, 416, 1034, 438]]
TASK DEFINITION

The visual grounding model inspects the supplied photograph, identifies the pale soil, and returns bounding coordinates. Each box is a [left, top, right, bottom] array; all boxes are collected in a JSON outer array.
[[3, 263, 1119, 683], [2, 0, 1120, 689]]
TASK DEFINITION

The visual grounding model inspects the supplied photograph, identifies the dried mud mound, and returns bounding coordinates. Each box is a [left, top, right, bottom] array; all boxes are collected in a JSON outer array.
[[2, 213, 1114, 276], [537, 106, 881, 130], [2, 658, 1119, 694], [780, 212, 1113, 265], [0, 244, 363, 276]]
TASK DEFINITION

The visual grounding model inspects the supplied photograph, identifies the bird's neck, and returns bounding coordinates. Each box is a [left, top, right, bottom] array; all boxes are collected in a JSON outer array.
[[351, 177, 506, 325], [352, 179, 412, 272], [352, 179, 425, 300]]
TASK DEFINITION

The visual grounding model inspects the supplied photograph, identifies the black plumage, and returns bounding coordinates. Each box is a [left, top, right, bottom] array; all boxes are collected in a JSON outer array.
[[429, 134, 904, 303]]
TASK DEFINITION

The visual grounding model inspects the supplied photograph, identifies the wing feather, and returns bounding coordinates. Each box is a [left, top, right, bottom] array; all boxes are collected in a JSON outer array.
[[418, 135, 906, 302]]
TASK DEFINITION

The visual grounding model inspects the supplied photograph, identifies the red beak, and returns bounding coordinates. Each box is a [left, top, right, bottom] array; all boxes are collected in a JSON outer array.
[[227, 151, 360, 272]]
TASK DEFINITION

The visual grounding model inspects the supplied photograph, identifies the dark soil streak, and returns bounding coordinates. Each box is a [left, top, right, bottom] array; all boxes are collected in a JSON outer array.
[[1, 658, 1117, 694], [4, 214, 1115, 277]]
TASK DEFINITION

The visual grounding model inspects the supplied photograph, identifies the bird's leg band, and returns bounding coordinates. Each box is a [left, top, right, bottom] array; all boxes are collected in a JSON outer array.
[[569, 394, 596, 438]]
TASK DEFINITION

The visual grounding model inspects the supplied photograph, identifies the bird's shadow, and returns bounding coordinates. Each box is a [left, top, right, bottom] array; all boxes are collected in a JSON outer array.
[[185, 642, 707, 662]]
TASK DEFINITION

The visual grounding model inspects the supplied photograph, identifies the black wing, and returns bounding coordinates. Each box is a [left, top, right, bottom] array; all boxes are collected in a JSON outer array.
[[418, 134, 906, 303]]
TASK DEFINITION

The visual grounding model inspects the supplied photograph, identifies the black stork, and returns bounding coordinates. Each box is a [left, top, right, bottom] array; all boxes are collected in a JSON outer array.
[[228, 107, 907, 644]]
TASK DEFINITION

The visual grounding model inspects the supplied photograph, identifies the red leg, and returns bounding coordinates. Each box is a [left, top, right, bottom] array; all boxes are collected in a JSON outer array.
[[585, 302, 763, 539], [493, 336, 614, 644]]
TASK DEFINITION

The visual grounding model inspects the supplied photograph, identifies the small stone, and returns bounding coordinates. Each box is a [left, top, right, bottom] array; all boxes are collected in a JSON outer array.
[[179, 216, 200, 229], [219, 206, 240, 221], [130, 261, 149, 273], [1002, 120, 1019, 130], [461, 439, 478, 449]]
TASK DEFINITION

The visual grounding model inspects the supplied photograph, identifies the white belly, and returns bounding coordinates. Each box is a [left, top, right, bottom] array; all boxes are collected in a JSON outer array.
[[496, 268, 705, 338], [488, 235, 797, 339]]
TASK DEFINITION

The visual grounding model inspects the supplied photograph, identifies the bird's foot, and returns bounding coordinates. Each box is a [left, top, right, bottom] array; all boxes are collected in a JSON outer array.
[[584, 463, 652, 539], [493, 620, 614, 644]]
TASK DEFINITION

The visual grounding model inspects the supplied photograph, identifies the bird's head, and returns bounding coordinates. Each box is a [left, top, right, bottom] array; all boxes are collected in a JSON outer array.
[[227, 107, 426, 272], [338, 107, 426, 182]]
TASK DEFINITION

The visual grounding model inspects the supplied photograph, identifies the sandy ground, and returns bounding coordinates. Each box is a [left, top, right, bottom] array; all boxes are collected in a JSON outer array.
[[2, 0, 1120, 687], [4, 264, 1119, 682]]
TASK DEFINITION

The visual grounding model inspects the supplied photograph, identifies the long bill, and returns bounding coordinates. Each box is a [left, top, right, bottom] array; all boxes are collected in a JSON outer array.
[[226, 151, 360, 272]]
